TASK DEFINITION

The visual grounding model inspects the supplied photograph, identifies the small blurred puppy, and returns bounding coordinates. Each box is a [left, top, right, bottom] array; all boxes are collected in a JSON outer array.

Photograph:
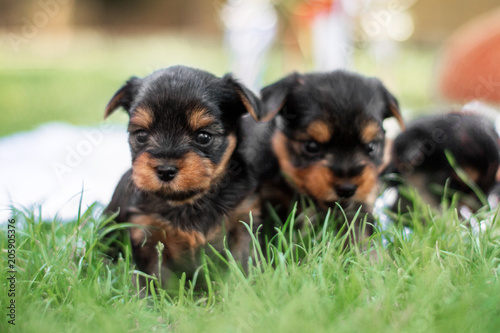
[[242, 70, 404, 243], [104, 66, 263, 285], [389, 112, 500, 212]]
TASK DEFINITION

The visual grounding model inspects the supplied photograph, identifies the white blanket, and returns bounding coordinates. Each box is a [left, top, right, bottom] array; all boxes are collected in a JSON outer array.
[[0, 122, 130, 223]]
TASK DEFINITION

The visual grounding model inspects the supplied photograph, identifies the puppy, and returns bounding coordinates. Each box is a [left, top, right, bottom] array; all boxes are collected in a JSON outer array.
[[389, 112, 500, 212], [242, 70, 404, 243], [103, 66, 263, 286]]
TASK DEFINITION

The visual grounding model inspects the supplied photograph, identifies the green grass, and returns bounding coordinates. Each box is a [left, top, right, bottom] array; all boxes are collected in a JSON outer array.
[[2, 197, 500, 333]]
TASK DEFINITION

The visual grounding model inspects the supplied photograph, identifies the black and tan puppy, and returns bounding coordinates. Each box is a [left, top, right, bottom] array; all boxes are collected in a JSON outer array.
[[243, 70, 404, 243], [104, 66, 263, 285], [389, 112, 500, 211]]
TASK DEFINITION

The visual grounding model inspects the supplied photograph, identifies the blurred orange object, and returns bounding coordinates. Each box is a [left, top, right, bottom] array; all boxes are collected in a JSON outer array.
[[438, 7, 500, 103], [294, 0, 335, 25]]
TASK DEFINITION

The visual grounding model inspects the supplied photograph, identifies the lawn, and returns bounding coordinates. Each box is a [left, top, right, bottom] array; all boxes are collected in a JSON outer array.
[[1, 198, 500, 332]]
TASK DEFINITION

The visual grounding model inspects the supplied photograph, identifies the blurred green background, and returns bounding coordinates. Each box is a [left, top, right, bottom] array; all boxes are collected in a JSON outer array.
[[0, 33, 231, 136], [1, 0, 499, 138]]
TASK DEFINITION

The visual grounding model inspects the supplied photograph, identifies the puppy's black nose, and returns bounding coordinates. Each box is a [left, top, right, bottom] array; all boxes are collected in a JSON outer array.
[[156, 165, 178, 182], [331, 164, 366, 178], [335, 183, 357, 198]]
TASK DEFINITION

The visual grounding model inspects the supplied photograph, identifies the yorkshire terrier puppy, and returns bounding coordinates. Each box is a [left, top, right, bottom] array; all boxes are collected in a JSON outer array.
[[389, 112, 500, 212], [104, 66, 263, 285], [242, 70, 404, 243]]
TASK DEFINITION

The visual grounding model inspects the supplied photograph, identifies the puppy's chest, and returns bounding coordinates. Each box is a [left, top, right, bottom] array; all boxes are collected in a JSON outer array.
[[131, 195, 227, 231], [128, 207, 227, 262]]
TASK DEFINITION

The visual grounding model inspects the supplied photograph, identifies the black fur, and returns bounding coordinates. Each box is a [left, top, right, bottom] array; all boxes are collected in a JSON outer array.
[[389, 112, 500, 210]]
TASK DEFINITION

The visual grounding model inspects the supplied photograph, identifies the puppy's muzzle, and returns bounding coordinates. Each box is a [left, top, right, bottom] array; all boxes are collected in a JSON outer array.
[[330, 163, 366, 198], [335, 183, 357, 198], [329, 163, 366, 178], [156, 164, 178, 182]]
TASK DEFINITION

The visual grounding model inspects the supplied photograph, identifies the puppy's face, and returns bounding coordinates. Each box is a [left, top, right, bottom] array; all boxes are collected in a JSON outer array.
[[261, 71, 404, 209], [105, 66, 261, 203]]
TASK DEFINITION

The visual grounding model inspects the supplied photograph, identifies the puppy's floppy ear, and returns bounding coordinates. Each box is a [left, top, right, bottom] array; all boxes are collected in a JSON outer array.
[[222, 74, 264, 121], [104, 77, 142, 119], [379, 82, 405, 130], [260, 72, 303, 122]]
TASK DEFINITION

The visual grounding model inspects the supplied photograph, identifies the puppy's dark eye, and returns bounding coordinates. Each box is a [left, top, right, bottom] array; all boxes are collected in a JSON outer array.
[[135, 131, 149, 144], [195, 131, 212, 145], [303, 140, 320, 155], [366, 142, 377, 157]]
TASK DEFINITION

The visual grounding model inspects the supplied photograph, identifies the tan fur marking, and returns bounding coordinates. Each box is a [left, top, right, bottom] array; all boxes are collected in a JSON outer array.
[[130, 227, 146, 247], [297, 163, 337, 201], [462, 166, 480, 183], [163, 225, 206, 260], [271, 131, 295, 181], [262, 101, 285, 123], [307, 120, 331, 143], [130, 107, 154, 129], [361, 122, 382, 143], [189, 109, 215, 130], [130, 215, 206, 261], [237, 90, 259, 121], [352, 165, 379, 207], [104, 90, 125, 119], [131, 152, 162, 192], [176, 152, 214, 191], [378, 138, 393, 174], [272, 131, 337, 202], [390, 104, 405, 130], [213, 134, 237, 180]]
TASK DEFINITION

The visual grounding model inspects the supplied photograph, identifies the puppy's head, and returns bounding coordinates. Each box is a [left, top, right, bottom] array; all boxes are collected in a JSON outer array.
[[260, 70, 404, 209], [105, 66, 262, 203], [392, 113, 500, 206]]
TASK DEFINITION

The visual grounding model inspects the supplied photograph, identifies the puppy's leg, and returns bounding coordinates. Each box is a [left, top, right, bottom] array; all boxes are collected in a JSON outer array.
[[226, 195, 262, 272], [130, 215, 208, 292]]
